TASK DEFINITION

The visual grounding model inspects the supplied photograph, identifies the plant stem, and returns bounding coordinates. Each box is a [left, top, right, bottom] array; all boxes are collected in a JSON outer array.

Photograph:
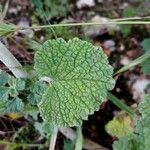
[[0, 41, 28, 78], [26, 21, 150, 30], [3, 17, 150, 35], [49, 126, 58, 150], [59, 127, 76, 141], [75, 126, 83, 150], [112, 16, 150, 22], [59, 127, 108, 150]]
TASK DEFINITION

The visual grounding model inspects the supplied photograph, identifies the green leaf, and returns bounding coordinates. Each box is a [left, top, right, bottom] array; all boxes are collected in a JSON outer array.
[[9, 87, 18, 97], [8, 78, 26, 97], [0, 100, 7, 114], [8, 78, 26, 91], [15, 78, 26, 91], [0, 86, 9, 113], [141, 39, 150, 75], [113, 93, 150, 150], [35, 38, 115, 126], [141, 58, 150, 75], [32, 0, 43, 9], [6, 97, 24, 112], [32, 0, 69, 20], [141, 38, 150, 52], [105, 115, 134, 138], [123, 7, 135, 18], [27, 81, 48, 105], [0, 72, 26, 114], [27, 93, 41, 105], [113, 135, 137, 150], [139, 93, 150, 117], [0, 71, 9, 86], [34, 122, 53, 138], [0, 86, 9, 100], [120, 7, 135, 37]]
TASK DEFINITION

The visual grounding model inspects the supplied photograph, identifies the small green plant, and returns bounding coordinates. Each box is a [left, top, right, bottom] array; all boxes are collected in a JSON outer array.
[[113, 94, 150, 150], [0, 17, 150, 149], [31, 0, 70, 20]]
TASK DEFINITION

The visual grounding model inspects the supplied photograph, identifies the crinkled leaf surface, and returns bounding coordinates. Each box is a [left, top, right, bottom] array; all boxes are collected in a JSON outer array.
[[8, 78, 26, 91], [139, 93, 150, 117], [6, 97, 24, 112], [0, 86, 9, 100], [0, 71, 25, 114], [0, 71, 9, 86], [113, 94, 150, 150], [27, 81, 48, 105], [34, 122, 53, 138], [35, 38, 115, 126], [113, 135, 138, 150]]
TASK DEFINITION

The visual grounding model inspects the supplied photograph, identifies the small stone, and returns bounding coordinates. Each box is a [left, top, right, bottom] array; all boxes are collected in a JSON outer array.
[[84, 15, 119, 37], [126, 50, 138, 58], [97, 0, 103, 3], [76, 0, 95, 9], [18, 18, 34, 38], [131, 78, 150, 101], [103, 40, 116, 52], [119, 43, 125, 52], [120, 56, 131, 65]]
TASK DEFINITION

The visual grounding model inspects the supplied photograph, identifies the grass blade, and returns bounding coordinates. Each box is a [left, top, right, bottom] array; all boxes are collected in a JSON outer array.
[[108, 92, 134, 116], [114, 52, 150, 75]]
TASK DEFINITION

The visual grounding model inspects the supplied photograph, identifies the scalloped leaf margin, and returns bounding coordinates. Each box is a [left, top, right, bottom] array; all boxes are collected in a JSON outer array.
[[35, 38, 115, 127]]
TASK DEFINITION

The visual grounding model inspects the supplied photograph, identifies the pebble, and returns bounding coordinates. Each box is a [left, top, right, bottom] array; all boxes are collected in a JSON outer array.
[[131, 78, 150, 101], [76, 0, 95, 9], [103, 40, 116, 52], [120, 56, 131, 65]]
